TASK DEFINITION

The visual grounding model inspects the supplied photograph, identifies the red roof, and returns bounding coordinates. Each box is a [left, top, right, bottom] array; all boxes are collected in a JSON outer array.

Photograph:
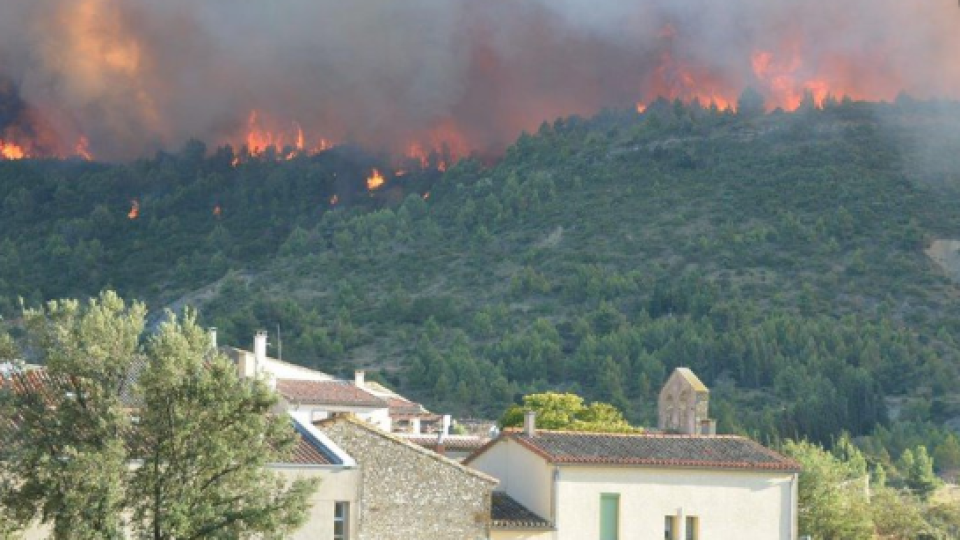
[[276, 379, 387, 407], [467, 430, 800, 472]]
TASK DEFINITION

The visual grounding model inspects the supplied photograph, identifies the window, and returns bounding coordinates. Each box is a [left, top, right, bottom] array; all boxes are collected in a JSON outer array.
[[685, 516, 699, 540], [599, 493, 619, 540], [334, 501, 349, 540], [664, 515, 677, 540]]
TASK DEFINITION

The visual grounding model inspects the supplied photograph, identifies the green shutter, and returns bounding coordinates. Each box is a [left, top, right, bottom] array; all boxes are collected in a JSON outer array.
[[600, 494, 620, 540]]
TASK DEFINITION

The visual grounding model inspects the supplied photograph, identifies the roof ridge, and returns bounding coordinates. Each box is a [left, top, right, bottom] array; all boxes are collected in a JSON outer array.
[[523, 428, 742, 439], [319, 416, 499, 484]]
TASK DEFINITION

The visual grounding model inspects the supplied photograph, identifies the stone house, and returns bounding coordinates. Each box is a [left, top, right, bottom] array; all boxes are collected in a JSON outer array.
[[315, 415, 497, 540]]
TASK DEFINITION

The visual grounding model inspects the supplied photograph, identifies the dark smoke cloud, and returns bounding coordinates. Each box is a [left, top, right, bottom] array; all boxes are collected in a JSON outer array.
[[0, 0, 958, 160]]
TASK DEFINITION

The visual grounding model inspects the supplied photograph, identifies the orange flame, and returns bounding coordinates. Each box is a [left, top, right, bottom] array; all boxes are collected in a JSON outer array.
[[127, 199, 139, 220], [366, 169, 385, 191], [0, 140, 26, 160], [213, 204, 222, 218], [75, 136, 93, 161]]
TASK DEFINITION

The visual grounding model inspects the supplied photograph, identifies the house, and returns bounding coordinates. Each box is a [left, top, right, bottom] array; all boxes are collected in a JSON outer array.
[[5, 398, 360, 540], [315, 414, 497, 540], [222, 331, 439, 433], [467, 368, 801, 540]]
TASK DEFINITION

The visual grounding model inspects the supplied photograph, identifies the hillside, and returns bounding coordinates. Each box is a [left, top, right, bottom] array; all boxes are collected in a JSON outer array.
[[5, 99, 960, 455]]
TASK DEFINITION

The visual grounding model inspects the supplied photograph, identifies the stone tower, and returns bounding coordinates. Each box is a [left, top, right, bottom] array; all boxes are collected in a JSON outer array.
[[658, 367, 716, 435]]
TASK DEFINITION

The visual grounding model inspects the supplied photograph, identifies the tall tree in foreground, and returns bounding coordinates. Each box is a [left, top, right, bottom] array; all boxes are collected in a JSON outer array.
[[0, 292, 317, 539], [0, 292, 143, 539], [129, 310, 316, 539]]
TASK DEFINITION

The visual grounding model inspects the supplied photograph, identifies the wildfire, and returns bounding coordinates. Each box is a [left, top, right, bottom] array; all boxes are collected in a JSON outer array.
[[366, 169, 385, 191], [0, 139, 26, 160], [75, 136, 93, 161], [235, 110, 332, 163], [127, 199, 140, 220]]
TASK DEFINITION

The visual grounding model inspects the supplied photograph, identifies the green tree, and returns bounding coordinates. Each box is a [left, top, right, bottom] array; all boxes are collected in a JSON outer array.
[[0, 292, 143, 538], [129, 309, 317, 539], [499, 392, 640, 433], [0, 293, 318, 539], [782, 439, 873, 540], [898, 446, 941, 500]]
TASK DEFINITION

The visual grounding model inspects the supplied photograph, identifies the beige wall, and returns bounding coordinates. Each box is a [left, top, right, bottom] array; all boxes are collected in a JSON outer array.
[[16, 466, 360, 540], [491, 529, 554, 540], [555, 466, 796, 540], [280, 467, 360, 540], [468, 438, 554, 521]]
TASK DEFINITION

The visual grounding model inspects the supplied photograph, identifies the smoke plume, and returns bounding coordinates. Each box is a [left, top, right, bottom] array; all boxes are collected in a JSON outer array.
[[0, 0, 958, 160]]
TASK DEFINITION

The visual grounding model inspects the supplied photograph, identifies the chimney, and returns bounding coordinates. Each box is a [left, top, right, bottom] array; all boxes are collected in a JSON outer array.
[[411, 417, 421, 435], [354, 370, 365, 389], [435, 430, 446, 456], [208, 327, 217, 351], [442, 414, 452, 435], [524, 410, 537, 437], [254, 331, 268, 376]]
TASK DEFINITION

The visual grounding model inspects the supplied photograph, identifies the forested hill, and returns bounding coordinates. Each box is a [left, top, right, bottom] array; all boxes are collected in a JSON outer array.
[[6, 98, 960, 456]]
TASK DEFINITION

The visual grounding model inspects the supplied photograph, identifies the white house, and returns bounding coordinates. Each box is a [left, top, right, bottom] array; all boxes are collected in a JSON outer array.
[[222, 331, 442, 433], [467, 368, 801, 540], [467, 413, 799, 540]]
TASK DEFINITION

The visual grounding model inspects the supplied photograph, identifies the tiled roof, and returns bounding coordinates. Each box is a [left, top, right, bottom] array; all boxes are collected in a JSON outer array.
[[401, 434, 491, 452], [469, 430, 799, 472], [491, 492, 553, 530], [675, 367, 709, 393], [276, 379, 387, 407], [3, 367, 349, 468], [288, 435, 337, 465], [387, 397, 426, 415], [286, 419, 346, 466]]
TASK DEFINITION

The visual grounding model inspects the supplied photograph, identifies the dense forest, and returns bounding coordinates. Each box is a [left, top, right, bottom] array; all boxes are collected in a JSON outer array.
[[6, 96, 960, 472]]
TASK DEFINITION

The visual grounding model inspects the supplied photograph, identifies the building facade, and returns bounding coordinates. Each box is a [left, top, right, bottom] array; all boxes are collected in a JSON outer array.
[[317, 415, 497, 540]]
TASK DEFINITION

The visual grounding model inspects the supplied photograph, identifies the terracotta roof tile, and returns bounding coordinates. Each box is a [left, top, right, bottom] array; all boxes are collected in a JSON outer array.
[[483, 430, 799, 471], [491, 492, 553, 529], [276, 379, 387, 407], [387, 397, 425, 415]]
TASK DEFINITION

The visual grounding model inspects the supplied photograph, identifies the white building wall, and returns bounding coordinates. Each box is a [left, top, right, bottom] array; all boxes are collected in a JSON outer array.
[[468, 438, 554, 522], [279, 467, 360, 540], [555, 466, 795, 540], [295, 404, 391, 432], [235, 350, 334, 382]]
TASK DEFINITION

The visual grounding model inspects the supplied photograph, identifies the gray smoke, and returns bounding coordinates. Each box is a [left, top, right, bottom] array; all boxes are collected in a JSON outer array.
[[0, 0, 958, 160]]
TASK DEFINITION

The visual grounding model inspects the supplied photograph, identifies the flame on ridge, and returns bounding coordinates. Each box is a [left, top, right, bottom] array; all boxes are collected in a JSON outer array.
[[127, 199, 140, 220]]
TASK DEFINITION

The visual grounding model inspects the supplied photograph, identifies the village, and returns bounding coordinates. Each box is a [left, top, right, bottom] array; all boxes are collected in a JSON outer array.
[[5, 329, 798, 540]]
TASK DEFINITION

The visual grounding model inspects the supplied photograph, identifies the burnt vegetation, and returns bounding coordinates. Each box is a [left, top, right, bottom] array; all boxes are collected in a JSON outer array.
[[6, 99, 960, 469]]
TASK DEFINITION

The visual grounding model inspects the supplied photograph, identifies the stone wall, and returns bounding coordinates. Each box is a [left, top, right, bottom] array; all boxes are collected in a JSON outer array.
[[321, 418, 495, 540]]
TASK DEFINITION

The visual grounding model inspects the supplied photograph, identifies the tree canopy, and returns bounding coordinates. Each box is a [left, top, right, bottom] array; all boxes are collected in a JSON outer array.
[[0, 291, 317, 539], [499, 392, 641, 433]]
